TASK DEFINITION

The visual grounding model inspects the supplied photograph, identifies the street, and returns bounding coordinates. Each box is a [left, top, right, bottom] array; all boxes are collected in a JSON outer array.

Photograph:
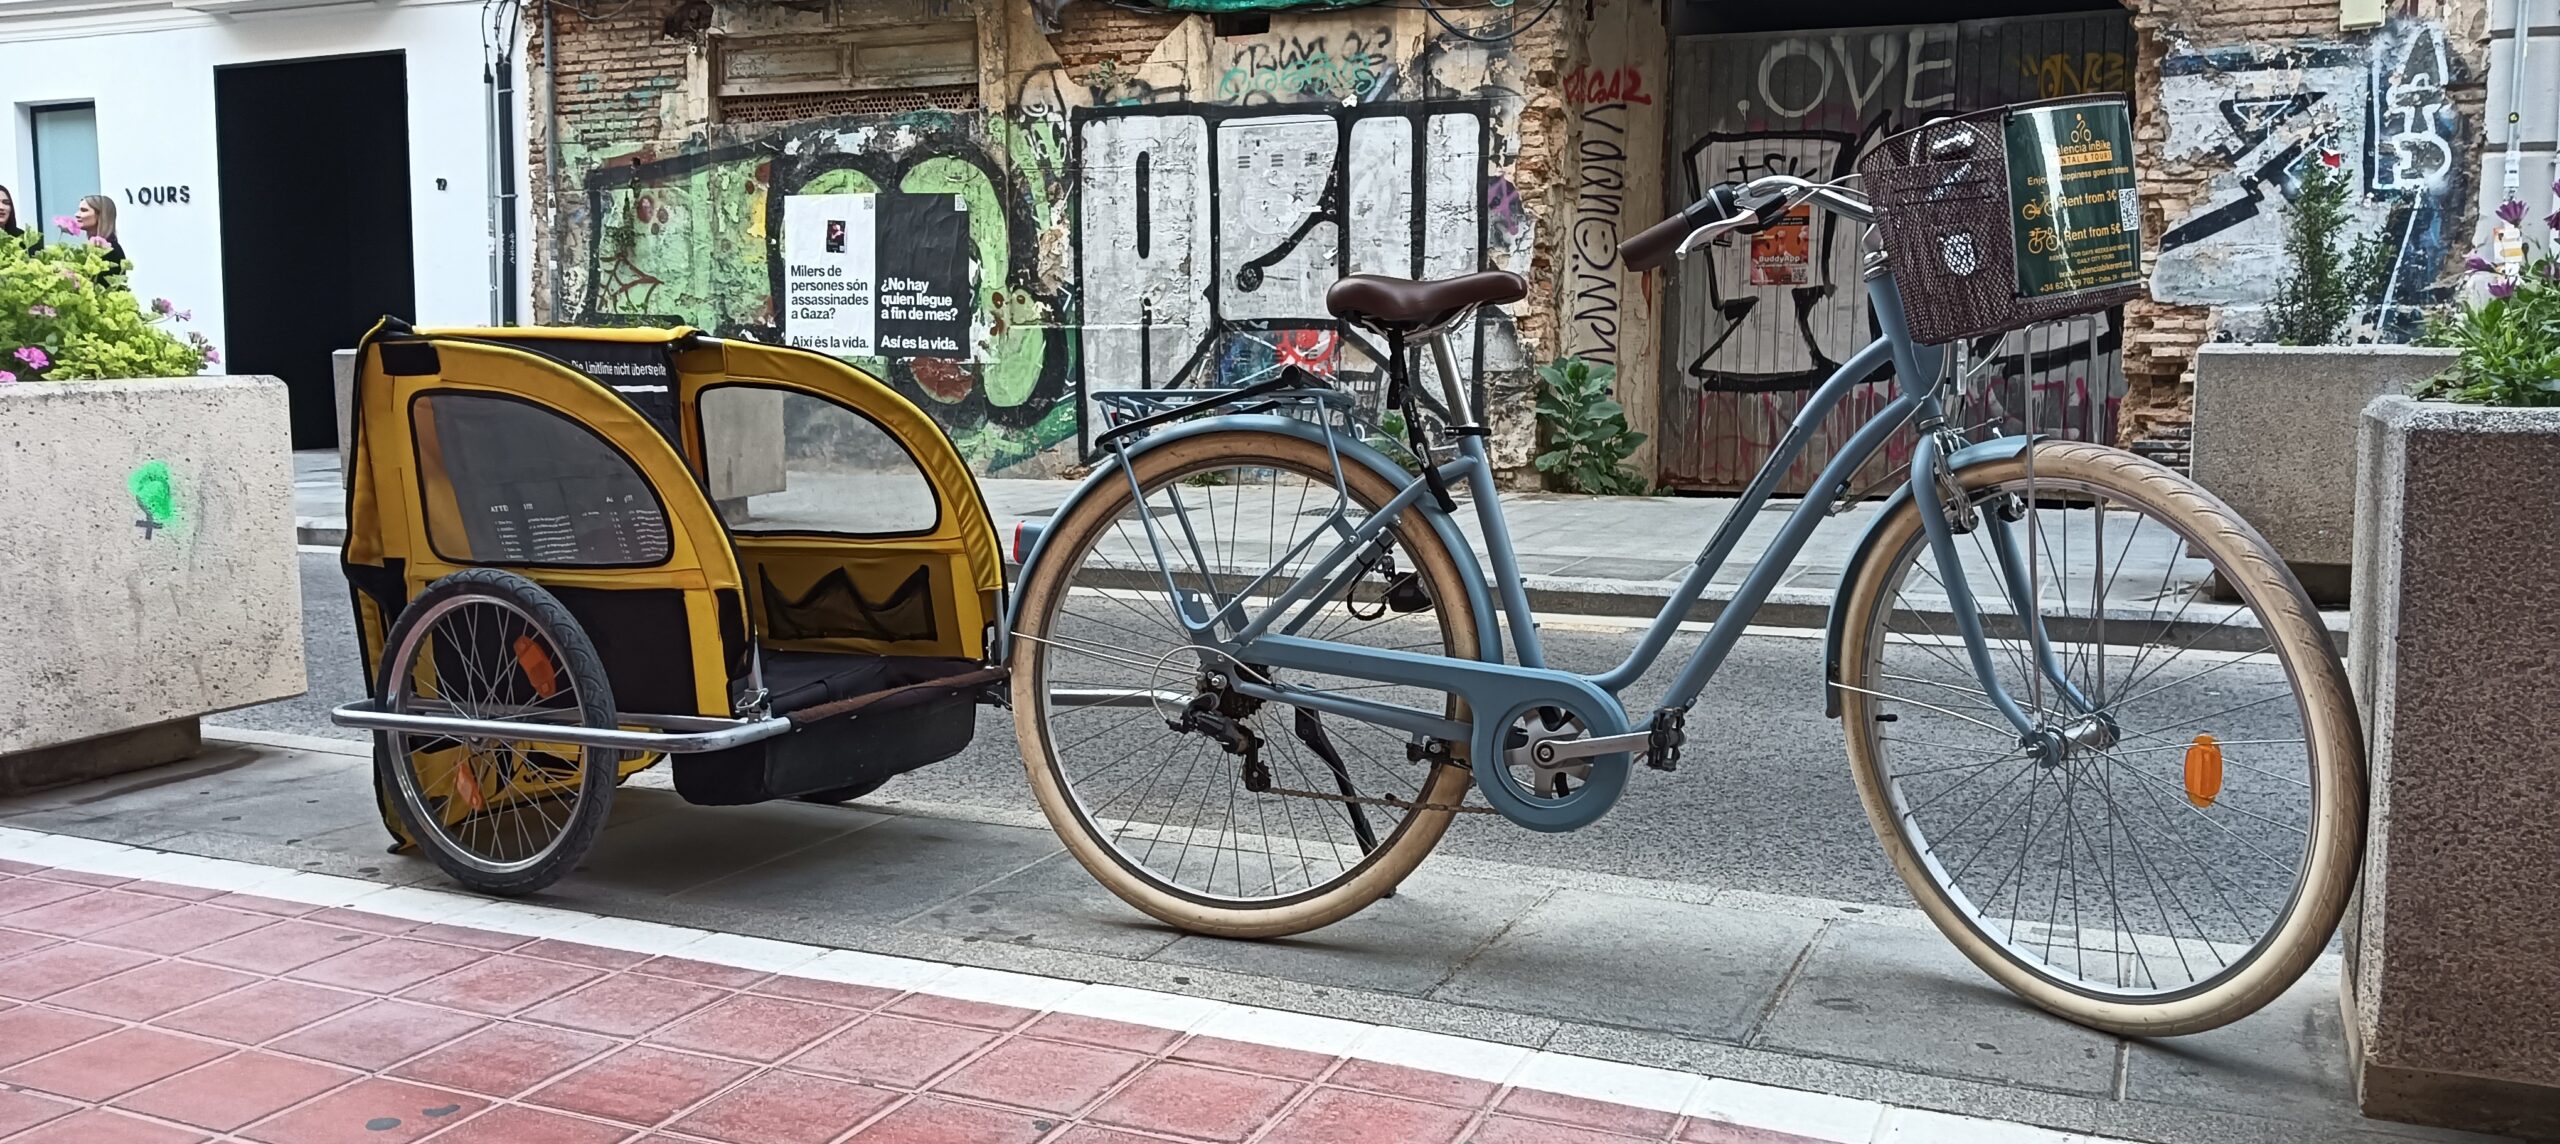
[[225, 552, 1913, 905]]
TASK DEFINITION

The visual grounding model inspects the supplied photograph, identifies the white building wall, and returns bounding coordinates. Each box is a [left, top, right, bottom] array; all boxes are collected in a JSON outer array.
[[0, 0, 533, 359]]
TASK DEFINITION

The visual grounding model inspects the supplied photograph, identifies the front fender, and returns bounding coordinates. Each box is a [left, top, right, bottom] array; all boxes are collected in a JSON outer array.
[[998, 415, 1501, 665], [1823, 434, 2043, 718]]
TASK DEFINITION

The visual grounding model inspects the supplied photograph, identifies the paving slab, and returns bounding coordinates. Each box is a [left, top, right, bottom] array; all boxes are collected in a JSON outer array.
[[901, 850, 1190, 960], [1152, 867, 1552, 996], [659, 813, 1064, 924], [1431, 890, 1824, 1042], [566, 791, 890, 900], [1753, 921, 2121, 1096], [2119, 960, 2361, 1127]]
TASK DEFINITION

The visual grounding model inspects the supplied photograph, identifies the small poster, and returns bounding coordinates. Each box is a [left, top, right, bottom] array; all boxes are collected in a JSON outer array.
[[876, 193, 973, 357], [2005, 99, 2142, 299], [784, 194, 878, 356], [1747, 207, 1813, 286], [782, 192, 974, 359]]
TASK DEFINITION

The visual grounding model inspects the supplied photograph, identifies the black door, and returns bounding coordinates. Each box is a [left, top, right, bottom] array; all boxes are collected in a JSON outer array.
[[216, 53, 417, 450]]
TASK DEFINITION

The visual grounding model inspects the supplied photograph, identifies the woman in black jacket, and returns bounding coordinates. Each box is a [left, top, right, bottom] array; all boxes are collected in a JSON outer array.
[[75, 195, 127, 280], [0, 184, 28, 246]]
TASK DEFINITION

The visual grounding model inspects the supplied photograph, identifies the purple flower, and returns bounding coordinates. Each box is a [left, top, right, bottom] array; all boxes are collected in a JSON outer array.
[[2469, 253, 2496, 273], [2490, 277, 2518, 299], [174, 309, 192, 322], [2499, 199, 2528, 224], [202, 347, 221, 365], [26, 304, 54, 318], [149, 297, 172, 315], [12, 346, 49, 370]]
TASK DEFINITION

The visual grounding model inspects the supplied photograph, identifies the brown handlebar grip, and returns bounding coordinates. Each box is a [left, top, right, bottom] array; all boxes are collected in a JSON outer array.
[[1619, 211, 1696, 273]]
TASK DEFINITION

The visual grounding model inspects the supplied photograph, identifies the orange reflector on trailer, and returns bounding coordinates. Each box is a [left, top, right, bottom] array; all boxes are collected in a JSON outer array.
[[2185, 734, 2224, 808], [513, 635, 561, 698], [452, 753, 489, 812]]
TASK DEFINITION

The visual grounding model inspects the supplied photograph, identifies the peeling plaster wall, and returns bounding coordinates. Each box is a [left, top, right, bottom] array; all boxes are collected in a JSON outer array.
[[529, 0, 1576, 482]]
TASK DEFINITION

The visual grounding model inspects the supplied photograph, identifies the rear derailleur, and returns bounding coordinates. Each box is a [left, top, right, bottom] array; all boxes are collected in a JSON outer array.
[[1169, 671, 1270, 791]]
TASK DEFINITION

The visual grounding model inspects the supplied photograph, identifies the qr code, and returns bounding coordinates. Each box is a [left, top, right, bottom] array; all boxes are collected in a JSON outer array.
[[2117, 188, 2141, 228]]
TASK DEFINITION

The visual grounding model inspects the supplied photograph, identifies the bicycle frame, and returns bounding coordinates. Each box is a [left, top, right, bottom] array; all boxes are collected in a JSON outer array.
[[1084, 246, 2088, 831]]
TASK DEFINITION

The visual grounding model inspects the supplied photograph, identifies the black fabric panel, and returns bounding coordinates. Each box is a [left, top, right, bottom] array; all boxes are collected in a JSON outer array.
[[344, 559, 406, 696], [716, 588, 751, 690], [464, 335, 682, 447], [542, 586, 699, 716], [758, 564, 938, 643], [378, 340, 440, 376], [758, 651, 981, 715], [674, 690, 977, 806]]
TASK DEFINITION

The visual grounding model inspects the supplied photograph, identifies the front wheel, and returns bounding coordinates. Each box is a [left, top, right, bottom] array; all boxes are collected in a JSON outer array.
[[1836, 441, 2364, 1036]]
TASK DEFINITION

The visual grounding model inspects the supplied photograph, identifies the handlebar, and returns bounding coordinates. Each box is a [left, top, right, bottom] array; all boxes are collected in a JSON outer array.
[[1618, 175, 1873, 273]]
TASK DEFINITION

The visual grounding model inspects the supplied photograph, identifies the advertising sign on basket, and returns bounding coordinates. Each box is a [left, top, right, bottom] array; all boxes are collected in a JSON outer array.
[[2004, 99, 2142, 300]]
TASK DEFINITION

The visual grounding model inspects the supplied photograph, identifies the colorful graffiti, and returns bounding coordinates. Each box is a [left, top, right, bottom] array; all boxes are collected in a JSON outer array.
[[1661, 12, 2135, 492], [1073, 100, 1494, 434], [1212, 28, 1396, 104], [573, 111, 1077, 472], [2151, 19, 2464, 333]]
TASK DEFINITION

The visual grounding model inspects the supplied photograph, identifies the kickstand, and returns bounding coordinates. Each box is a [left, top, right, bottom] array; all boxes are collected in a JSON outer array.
[[1293, 706, 1384, 862]]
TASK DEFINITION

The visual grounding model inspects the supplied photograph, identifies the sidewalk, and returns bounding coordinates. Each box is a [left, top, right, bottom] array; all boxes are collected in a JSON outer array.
[[2, 827, 2131, 1144], [0, 731, 2501, 1144], [291, 452, 2338, 644]]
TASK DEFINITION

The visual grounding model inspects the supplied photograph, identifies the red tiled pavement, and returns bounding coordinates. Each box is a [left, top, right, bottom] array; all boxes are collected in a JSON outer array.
[[0, 861, 1839, 1144]]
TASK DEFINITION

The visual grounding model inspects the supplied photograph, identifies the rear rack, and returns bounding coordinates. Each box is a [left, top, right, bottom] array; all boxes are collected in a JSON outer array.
[[331, 701, 794, 753], [1091, 369, 1364, 451]]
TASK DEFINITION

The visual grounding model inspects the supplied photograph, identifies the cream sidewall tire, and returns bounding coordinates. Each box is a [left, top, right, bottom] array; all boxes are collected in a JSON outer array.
[[1010, 431, 1481, 940], [1838, 441, 2365, 1036]]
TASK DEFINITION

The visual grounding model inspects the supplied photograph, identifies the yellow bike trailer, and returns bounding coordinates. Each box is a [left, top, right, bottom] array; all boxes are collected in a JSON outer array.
[[331, 319, 1006, 895]]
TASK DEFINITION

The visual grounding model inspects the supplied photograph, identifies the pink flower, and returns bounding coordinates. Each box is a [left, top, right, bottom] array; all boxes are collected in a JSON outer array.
[[26, 304, 54, 318], [0, 371, 15, 384], [2499, 199, 2528, 225], [203, 347, 221, 365], [150, 297, 172, 315], [12, 346, 48, 370], [174, 310, 192, 322], [52, 215, 80, 236], [2490, 277, 2518, 300], [56, 268, 79, 283], [86, 236, 108, 249], [2468, 254, 2495, 273]]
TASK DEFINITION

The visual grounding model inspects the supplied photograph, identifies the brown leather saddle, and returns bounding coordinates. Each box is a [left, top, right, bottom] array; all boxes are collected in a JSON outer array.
[[1324, 270, 1526, 337]]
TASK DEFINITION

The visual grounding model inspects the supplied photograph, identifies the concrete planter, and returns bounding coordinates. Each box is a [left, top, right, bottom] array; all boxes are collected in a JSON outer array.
[[2191, 344, 2454, 605], [0, 377, 305, 795], [2343, 395, 2560, 1138]]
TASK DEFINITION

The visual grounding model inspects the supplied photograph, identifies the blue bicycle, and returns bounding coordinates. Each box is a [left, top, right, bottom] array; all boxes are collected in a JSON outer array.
[[1007, 154, 2362, 1035]]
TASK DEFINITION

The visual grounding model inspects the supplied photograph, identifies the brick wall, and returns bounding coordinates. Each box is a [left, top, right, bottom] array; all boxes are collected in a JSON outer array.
[[524, 5, 702, 321]]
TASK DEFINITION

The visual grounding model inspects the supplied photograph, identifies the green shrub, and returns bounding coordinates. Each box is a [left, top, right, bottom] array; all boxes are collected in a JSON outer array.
[[1, 223, 213, 382], [1534, 357, 1647, 495], [2266, 160, 2389, 346]]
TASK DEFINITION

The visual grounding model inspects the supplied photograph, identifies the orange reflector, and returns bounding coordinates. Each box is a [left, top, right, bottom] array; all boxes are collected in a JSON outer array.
[[513, 635, 561, 698], [2184, 734, 2224, 808], [452, 754, 488, 812]]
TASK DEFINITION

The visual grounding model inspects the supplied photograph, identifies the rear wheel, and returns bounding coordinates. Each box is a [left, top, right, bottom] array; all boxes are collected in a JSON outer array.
[[1011, 430, 1480, 938], [374, 569, 619, 897], [1837, 441, 2364, 1035]]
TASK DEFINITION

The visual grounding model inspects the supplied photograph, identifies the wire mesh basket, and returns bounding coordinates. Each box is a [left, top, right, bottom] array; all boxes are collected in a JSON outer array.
[[1858, 95, 2145, 346]]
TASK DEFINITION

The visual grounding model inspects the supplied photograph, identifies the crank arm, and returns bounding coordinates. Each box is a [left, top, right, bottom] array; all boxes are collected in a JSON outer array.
[[1522, 729, 1653, 766]]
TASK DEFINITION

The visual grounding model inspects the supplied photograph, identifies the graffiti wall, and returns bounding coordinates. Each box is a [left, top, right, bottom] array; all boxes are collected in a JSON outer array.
[[2151, 18, 2466, 335], [1662, 12, 2133, 493], [550, 3, 1542, 473], [1557, 0, 1669, 478]]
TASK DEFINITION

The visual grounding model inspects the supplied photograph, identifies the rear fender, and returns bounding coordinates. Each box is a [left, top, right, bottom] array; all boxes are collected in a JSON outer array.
[[1823, 434, 2043, 717], [998, 415, 1500, 665]]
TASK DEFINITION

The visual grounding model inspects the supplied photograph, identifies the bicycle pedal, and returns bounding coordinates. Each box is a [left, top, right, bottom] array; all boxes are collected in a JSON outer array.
[[1644, 707, 1688, 772]]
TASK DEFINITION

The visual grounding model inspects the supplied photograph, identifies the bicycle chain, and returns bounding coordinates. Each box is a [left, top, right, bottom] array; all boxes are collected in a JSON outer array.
[[1258, 786, 1500, 814]]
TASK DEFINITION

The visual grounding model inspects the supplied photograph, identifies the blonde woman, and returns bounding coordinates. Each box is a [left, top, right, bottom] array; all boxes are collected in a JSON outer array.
[[74, 194, 127, 278]]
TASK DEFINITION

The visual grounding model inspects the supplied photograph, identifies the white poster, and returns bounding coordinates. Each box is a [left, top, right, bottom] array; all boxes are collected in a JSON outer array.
[[783, 194, 877, 355]]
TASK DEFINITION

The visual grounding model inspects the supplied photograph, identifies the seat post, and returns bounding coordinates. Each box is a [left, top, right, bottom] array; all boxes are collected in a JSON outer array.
[[1423, 330, 1477, 428]]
